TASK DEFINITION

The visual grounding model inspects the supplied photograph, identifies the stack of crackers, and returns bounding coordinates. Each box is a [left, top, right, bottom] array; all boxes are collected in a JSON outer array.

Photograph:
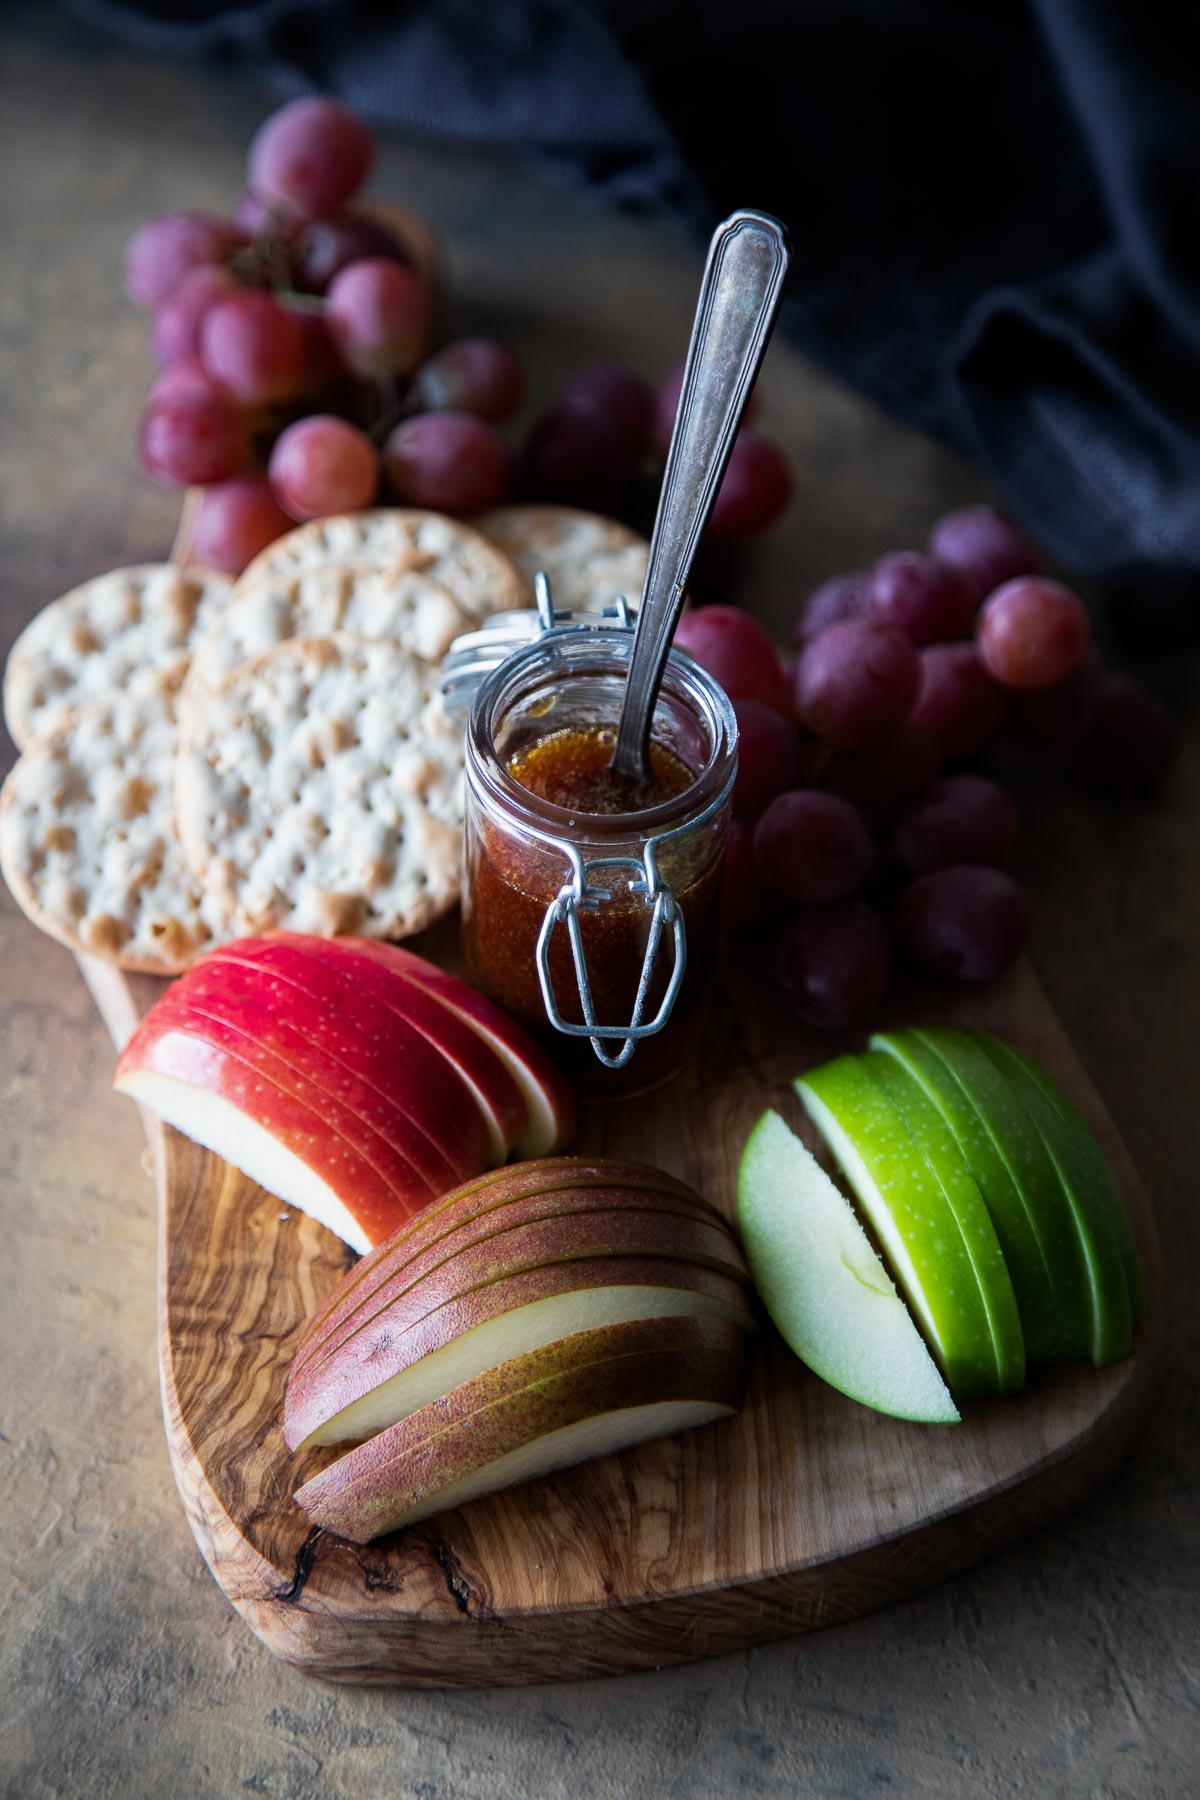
[[0, 505, 649, 973]]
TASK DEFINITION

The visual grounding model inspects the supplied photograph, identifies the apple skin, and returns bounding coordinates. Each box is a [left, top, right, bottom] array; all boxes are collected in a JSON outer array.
[[286, 1253, 756, 1450], [210, 935, 530, 1164], [292, 1159, 728, 1366], [796, 1055, 1005, 1401], [970, 1031, 1144, 1320], [327, 938, 576, 1157], [865, 1052, 1025, 1395], [162, 953, 494, 1190], [873, 1029, 1090, 1365], [970, 1032, 1134, 1365], [737, 1110, 960, 1424], [294, 1187, 752, 1390], [294, 1313, 749, 1542], [115, 1015, 430, 1248]]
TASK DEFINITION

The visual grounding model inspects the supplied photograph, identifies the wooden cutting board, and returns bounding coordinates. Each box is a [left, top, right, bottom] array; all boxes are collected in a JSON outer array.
[[80, 941, 1162, 1688]]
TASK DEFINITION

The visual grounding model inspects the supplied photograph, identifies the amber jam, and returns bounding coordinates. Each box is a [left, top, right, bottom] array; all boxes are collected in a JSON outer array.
[[462, 629, 737, 1101]]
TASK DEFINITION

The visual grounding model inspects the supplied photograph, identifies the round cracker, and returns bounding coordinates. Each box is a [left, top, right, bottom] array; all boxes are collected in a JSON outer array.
[[175, 633, 464, 942], [0, 667, 223, 972], [235, 509, 525, 624], [185, 560, 476, 710], [4, 563, 232, 750], [471, 505, 649, 613]]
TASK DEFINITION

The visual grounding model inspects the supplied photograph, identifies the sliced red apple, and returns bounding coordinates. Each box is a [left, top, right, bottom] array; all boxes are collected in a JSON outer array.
[[209, 936, 528, 1165], [292, 1159, 723, 1367], [294, 1314, 749, 1541], [320, 938, 576, 1156], [292, 1173, 746, 1379], [287, 1253, 754, 1448], [170, 955, 492, 1189]]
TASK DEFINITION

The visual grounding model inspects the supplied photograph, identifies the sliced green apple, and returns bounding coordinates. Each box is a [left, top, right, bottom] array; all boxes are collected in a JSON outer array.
[[795, 1056, 1005, 1400], [737, 1111, 959, 1424], [865, 1052, 1025, 1395], [970, 1032, 1134, 1365], [870, 1030, 1073, 1365], [971, 1032, 1143, 1320], [294, 1314, 749, 1541]]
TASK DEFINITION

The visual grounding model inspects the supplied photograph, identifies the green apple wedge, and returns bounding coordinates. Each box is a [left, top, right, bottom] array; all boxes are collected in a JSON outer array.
[[865, 1053, 1025, 1395], [970, 1032, 1135, 1364], [971, 1032, 1144, 1320], [737, 1111, 959, 1424], [795, 1056, 1008, 1400], [870, 1029, 1088, 1366]]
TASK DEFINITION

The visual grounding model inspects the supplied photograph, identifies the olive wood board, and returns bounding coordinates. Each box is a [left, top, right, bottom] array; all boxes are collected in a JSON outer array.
[[79, 944, 1162, 1688]]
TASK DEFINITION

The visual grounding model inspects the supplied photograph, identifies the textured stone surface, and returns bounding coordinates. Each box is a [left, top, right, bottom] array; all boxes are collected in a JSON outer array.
[[2, 13, 1198, 1798]]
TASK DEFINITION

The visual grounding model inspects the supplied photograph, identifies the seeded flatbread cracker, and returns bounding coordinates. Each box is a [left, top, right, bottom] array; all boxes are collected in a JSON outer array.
[[471, 505, 649, 613], [175, 633, 464, 941], [4, 563, 232, 750], [0, 668, 223, 972], [236, 509, 525, 625], [184, 561, 476, 709]]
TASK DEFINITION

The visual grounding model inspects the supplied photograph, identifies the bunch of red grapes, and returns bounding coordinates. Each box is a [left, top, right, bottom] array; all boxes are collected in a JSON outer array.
[[126, 98, 793, 575], [677, 504, 1180, 1031]]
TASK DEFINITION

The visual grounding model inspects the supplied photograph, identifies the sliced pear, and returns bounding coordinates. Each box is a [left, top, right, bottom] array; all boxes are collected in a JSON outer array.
[[737, 1111, 959, 1423]]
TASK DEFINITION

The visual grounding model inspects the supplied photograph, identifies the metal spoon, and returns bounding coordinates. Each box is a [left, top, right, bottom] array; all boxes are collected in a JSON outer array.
[[610, 209, 791, 784]]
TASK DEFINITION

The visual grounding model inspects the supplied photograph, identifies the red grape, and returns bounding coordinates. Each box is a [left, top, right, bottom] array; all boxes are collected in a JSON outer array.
[[792, 571, 872, 647], [292, 211, 412, 294], [521, 405, 638, 506], [795, 620, 919, 750], [655, 359, 760, 452], [124, 210, 240, 309], [977, 576, 1090, 690], [231, 186, 297, 237], [910, 643, 1004, 758], [137, 389, 246, 487], [147, 355, 219, 404], [560, 362, 655, 452], [731, 698, 801, 818], [415, 339, 525, 422], [1002, 647, 1102, 753], [893, 775, 1019, 873], [820, 719, 940, 827], [928, 504, 1041, 603], [753, 790, 873, 903], [897, 864, 1029, 982], [284, 303, 341, 391], [383, 412, 508, 514], [719, 819, 773, 932], [200, 290, 307, 403], [189, 474, 295, 575], [1074, 673, 1181, 797], [248, 98, 373, 217], [777, 900, 892, 1031], [869, 550, 975, 644], [709, 432, 792, 537], [326, 257, 430, 379], [151, 264, 235, 365], [269, 415, 379, 521], [672, 606, 791, 717]]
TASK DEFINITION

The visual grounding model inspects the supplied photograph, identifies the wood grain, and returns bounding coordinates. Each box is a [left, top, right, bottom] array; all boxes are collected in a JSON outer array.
[[83, 946, 1162, 1687]]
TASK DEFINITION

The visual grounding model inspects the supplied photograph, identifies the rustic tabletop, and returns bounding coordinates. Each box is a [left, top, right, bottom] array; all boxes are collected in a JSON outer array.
[[2, 13, 1197, 1799]]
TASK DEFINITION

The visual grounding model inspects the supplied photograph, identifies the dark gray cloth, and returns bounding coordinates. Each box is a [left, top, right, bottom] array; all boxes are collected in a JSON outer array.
[[62, 0, 1200, 647]]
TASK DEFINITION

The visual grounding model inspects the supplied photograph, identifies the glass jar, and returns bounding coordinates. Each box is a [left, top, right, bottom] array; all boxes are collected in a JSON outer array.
[[462, 627, 737, 1101]]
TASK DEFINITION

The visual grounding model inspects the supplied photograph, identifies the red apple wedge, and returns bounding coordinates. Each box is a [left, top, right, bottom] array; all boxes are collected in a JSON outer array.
[[294, 1314, 750, 1541], [292, 1170, 747, 1378], [292, 1159, 725, 1365], [165, 955, 493, 1189], [209, 936, 529, 1165], [287, 1253, 755, 1449], [115, 1015, 432, 1250], [316, 938, 576, 1156]]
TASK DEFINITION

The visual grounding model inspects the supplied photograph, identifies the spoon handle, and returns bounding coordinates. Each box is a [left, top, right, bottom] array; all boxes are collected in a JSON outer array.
[[611, 209, 790, 783]]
